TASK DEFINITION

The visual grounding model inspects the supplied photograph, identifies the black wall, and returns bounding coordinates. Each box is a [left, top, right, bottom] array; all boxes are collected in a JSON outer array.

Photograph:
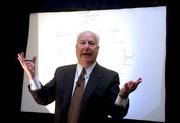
[[4, 0, 178, 123]]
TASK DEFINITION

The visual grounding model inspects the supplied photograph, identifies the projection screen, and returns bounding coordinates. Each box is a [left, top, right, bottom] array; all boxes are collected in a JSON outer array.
[[21, 6, 166, 122]]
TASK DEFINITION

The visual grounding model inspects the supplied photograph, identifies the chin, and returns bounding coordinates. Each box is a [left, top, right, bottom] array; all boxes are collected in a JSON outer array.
[[80, 60, 93, 66]]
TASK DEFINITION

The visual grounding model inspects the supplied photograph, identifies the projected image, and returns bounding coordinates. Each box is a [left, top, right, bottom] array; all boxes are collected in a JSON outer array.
[[21, 6, 166, 122]]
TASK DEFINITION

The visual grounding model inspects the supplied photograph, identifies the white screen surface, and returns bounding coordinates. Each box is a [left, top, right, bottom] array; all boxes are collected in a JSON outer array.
[[21, 6, 166, 122]]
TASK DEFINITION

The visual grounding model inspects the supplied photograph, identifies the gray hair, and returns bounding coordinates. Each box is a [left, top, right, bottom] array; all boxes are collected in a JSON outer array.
[[77, 30, 100, 45]]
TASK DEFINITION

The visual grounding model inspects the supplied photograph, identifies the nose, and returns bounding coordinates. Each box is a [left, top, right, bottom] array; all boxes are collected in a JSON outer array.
[[83, 42, 90, 48]]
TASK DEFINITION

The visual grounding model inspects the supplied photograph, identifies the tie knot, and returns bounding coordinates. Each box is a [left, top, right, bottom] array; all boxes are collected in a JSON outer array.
[[76, 68, 86, 87], [81, 68, 86, 75]]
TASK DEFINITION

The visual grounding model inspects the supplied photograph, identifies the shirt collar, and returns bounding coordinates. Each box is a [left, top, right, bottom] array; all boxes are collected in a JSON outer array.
[[77, 62, 96, 78]]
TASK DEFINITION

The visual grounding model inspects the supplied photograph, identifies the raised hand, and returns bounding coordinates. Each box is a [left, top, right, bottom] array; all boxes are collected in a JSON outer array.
[[17, 52, 36, 80], [119, 78, 142, 99]]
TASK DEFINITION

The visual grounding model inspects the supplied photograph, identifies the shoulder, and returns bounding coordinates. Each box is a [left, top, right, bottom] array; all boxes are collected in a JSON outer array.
[[55, 64, 76, 73], [95, 63, 120, 86], [95, 63, 118, 76]]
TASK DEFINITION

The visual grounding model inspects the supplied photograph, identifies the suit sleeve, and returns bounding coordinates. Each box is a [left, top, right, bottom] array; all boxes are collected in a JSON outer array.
[[28, 69, 58, 105], [106, 72, 129, 120]]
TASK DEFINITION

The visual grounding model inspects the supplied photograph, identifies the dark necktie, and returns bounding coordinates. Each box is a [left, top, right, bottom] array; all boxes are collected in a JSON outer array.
[[67, 68, 86, 123]]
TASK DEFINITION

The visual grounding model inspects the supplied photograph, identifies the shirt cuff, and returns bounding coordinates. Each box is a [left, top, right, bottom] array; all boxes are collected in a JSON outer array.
[[29, 78, 42, 90], [115, 94, 128, 107]]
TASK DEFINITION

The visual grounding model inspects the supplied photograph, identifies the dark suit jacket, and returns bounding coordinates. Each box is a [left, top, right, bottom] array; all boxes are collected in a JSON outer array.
[[30, 63, 129, 123]]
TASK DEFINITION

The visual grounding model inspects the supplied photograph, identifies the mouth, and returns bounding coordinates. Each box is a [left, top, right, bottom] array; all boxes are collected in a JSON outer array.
[[81, 52, 92, 57]]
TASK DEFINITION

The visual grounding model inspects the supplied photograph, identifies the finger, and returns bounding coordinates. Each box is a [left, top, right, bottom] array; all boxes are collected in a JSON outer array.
[[127, 81, 134, 88], [129, 82, 136, 89], [131, 82, 138, 89], [138, 77, 142, 81], [18, 52, 25, 59], [26, 61, 33, 65], [124, 82, 130, 88], [17, 53, 26, 63], [21, 52, 25, 57], [32, 56, 36, 64], [133, 78, 142, 84], [27, 66, 35, 73], [17, 55, 25, 66], [26, 61, 35, 69], [17, 58, 24, 66], [132, 78, 142, 89], [136, 78, 142, 84]]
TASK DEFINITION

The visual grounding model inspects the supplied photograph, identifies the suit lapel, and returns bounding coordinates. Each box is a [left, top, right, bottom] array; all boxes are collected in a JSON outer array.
[[81, 64, 102, 109], [63, 65, 77, 108]]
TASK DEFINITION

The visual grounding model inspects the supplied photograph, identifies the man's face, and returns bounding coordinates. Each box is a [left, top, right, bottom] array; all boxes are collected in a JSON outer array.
[[76, 31, 99, 68]]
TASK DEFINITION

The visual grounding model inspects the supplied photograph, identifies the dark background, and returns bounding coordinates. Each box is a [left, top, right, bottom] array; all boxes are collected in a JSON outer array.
[[3, 0, 178, 123]]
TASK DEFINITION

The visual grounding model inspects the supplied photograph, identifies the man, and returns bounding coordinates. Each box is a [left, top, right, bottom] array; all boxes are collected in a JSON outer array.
[[17, 30, 142, 123]]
